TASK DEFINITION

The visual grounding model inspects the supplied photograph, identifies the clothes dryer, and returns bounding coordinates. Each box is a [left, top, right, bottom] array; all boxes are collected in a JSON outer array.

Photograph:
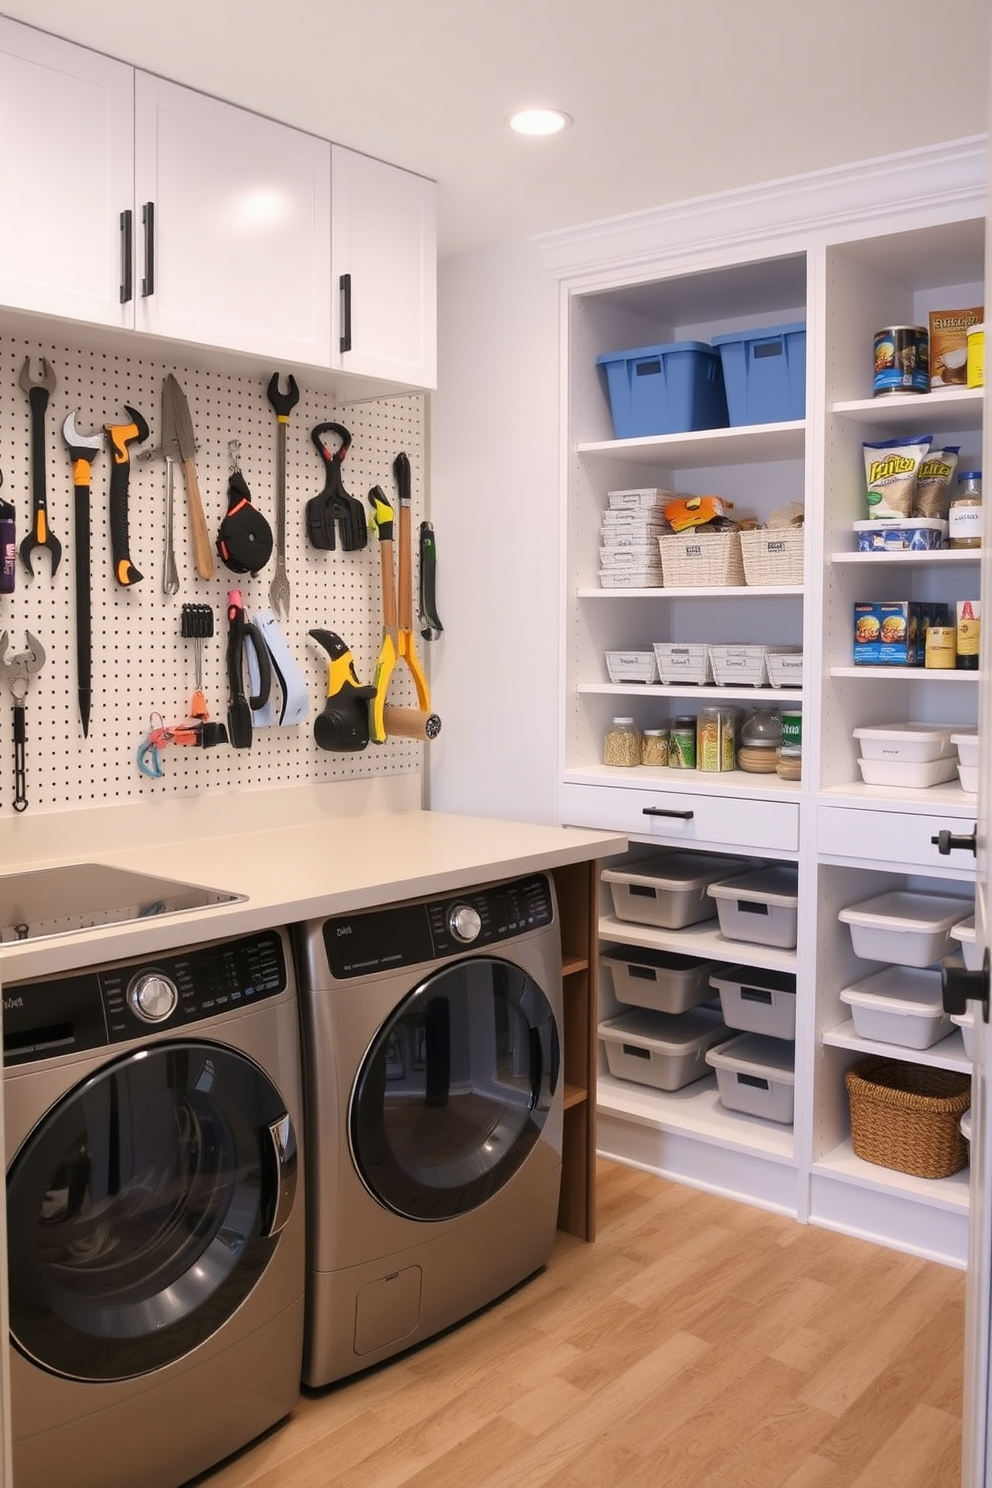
[[3, 927, 305, 1488], [295, 871, 564, 1387]]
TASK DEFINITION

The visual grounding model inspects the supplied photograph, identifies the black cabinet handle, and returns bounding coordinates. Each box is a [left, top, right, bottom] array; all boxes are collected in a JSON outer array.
[[141, 201, 155, 297], [931, 826, 977, 857], [119, 209, 133, 304], [339, 272, 352, 353], [642, 807, 694, 820]]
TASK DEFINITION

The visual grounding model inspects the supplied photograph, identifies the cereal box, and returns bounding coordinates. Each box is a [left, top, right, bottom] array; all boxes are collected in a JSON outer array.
[[853, 602, 924, 666], [929, 307, 984, 390]]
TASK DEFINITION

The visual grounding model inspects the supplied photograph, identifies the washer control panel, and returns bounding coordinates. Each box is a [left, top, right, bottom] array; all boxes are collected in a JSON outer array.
[[3, 931, 288, 1066], [323, 874, 555, 980]]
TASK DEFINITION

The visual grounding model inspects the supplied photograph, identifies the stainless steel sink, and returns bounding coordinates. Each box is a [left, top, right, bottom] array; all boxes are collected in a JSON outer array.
[[0, 864, 244, 943]]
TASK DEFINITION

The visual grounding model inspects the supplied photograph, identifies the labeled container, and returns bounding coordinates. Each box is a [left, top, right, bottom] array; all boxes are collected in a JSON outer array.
[[845, 1055, 970, 1178], [599, 1007, 730, 1091], [711, 321, 806, 425], [779, 707, 802, 748], [603, 851, 753, 930], [738, 525, 805, 585], [658, 531, 745, 588], [929, 306, 983, 389], [669, 716, 697, 769], [872, 325, 929, 396], [852, 723, 956, 762], [766, 652, 804, 688], [950, 1007, 977, 1061], [853, 601, 922, 667], [956, 599, 981, 669], [967, 323, 985, 388], [605, 649, 659, 684], [603, 717, 641, 767], [839, 965, 952, 1049], [708, 964, 797, 1040], [705, 1032, 796, 1123], [707, 865, 800, 949], [856, 755, 959, 788], [601, 943, 715, 1014], [853, 517, 947, 552], [949, 473, 982, 550], [950, 915, 979, 971], [925, 626, 957, 669], [596, 341, 729, 439], [653, 642, 713, 686], [838, 891, 971, 967]]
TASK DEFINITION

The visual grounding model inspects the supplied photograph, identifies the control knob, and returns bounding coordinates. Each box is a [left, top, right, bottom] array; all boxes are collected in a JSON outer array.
[[128, 971, 179, 1023], [448, 903, 482, 943]]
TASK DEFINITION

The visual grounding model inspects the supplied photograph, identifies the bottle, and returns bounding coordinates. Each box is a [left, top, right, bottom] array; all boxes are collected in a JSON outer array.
[[948, 471, 982, 549], [967, 323, 985, 388], [603, 716, 641, 767], [956, 600, 981, 671]]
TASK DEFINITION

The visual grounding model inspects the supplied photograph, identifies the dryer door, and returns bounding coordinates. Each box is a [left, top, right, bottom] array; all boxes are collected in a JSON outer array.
[[350, 955, 560, 1221], [7, 1040, 298, 1381]]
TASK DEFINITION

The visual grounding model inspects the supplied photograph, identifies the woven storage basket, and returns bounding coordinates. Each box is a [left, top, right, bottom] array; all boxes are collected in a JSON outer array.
[[845, 1055, 971, 1179], [739, 527, 804, 586], [657, 531, 744, 588]]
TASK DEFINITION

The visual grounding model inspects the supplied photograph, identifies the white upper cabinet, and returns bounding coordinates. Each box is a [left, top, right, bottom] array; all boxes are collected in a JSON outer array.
[[0, 19, 134, 326], [133, 74, 332, 364], [330, 145, 437, 389]]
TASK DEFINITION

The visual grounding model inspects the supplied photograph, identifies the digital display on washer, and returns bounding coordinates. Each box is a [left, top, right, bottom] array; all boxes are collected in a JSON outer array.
[[2, 931, 287, 1065], [323, 874, 554, 979]]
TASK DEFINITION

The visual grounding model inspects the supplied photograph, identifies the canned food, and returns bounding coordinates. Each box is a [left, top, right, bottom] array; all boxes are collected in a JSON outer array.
[[873, 326, 929, 396]]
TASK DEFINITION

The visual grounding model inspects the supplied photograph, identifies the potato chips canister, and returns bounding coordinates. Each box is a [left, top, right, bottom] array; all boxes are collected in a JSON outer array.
[[873, 326, 929, 396]]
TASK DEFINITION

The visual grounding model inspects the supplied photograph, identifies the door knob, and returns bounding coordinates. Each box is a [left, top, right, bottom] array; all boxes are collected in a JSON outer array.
[[931, 826, 977, 857], [942, 949, 990, 1021]]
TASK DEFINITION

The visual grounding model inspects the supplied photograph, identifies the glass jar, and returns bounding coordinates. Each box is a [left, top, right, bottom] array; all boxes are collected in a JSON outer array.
[[603, 716, 641, 767], [668, 716, 697, 769], [776, 745, 802, 781], [948, 471, 982, 549], [740, 708, 782, 748], [641, 729, 669, 767]]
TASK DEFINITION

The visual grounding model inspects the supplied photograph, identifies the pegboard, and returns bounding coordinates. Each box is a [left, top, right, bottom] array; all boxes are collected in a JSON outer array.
[[0, 330, 432, 815]]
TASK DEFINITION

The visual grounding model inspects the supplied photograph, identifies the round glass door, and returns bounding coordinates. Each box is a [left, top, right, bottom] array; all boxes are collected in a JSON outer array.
[[7, 1040, 297, 1382], [350, 956, 560, 1221]]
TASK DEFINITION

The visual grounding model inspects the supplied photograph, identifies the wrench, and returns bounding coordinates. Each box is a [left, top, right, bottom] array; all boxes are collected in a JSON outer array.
[[19, 357, 62, 577], [0, 631, 45, 812], [62, 414, 102, 738], [266, 373, 299, 618]]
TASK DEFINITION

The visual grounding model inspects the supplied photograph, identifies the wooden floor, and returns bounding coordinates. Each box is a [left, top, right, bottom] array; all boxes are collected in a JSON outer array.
[[195, 1160, 966, 1488]]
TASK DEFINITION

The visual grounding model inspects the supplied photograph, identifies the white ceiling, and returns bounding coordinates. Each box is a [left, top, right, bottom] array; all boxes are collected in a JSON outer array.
[[3, 0, 989, 259]]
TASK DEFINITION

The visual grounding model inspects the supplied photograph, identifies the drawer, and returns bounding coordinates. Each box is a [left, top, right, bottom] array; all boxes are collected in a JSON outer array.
[[559, 781, 799, 854], [817, 805, 977, 875]]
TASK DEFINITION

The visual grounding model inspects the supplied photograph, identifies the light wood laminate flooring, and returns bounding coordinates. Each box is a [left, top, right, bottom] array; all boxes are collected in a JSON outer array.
[[195, 1160, 965, 1488]]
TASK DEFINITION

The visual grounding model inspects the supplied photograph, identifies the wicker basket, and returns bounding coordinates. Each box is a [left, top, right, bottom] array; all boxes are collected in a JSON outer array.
[[739, 527, 804, 586], [845, 1055, 971, 1179], [657, 531, 745, 588]]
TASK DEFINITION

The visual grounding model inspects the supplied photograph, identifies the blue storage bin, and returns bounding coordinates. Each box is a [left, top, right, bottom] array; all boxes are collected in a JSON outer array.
[[595, 341, 729, 439], [711, 321, 806, 426]]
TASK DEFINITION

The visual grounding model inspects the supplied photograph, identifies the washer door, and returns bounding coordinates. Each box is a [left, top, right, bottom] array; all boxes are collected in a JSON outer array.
[[350, 955, 560, 1221], [7, 1040, 298, 1382]]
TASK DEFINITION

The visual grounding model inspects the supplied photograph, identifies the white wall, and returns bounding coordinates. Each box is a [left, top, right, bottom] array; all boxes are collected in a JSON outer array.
[[429, 239, 561, 823]]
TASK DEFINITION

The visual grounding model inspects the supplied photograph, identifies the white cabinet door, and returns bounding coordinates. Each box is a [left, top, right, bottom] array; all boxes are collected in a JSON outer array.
[[330, 146, 437, 389], [134, 74, 332, 364], [0, 18, 133, 327]]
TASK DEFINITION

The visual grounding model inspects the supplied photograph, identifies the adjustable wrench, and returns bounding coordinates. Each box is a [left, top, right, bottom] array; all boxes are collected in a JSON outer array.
[[62, 414, 102, 737], [19, 358, 62, 577], [266, 373, 299, 617], [0, 631, 45, 812]]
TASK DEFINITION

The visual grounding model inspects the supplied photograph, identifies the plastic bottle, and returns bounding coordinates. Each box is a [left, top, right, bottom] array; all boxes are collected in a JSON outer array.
[[948, 471, 982, 549]]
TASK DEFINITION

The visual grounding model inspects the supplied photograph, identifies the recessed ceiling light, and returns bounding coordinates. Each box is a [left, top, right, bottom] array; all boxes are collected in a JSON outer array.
[[508, 108, 572, 137]]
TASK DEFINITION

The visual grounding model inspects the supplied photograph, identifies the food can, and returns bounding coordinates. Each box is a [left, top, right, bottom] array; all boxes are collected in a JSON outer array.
[[780, 708, 802, 749], [873, 326, 929, 397], [669, 717, 696, 770]]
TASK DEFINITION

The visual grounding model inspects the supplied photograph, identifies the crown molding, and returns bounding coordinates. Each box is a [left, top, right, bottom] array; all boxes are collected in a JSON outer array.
[[537, 135, 988, 281]]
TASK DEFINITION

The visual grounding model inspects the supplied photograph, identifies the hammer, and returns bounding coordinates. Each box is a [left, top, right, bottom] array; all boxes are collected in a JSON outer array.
[[62, 414, 102, 737], [104, 406, 148, 586]]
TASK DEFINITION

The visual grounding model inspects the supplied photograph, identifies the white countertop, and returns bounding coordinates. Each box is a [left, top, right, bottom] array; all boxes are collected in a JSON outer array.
[[0, 782, 626, 983]]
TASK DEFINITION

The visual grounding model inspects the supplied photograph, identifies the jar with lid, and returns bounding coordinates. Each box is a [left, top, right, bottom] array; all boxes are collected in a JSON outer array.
[[948, 471, 982, 549], [669, 716, 697, 770], [738, 707, 781, 773], [603, 716, 641, 767], [641, 728, 669, 767], [776, 746, 802, 781]]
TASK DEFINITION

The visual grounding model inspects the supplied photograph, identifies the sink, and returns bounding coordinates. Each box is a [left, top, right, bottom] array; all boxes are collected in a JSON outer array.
[[0, 863, 245, 943]]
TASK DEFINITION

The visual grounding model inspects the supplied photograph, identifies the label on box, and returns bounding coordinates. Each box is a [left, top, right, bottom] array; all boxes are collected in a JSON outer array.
[[929, 307, 983, 390], [853, 602, 922, 666]]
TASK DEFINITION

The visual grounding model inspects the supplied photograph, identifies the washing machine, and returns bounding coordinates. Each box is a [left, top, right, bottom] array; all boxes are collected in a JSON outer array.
[[296, 870, 564, 1387], [3, 925, 305, 1488]]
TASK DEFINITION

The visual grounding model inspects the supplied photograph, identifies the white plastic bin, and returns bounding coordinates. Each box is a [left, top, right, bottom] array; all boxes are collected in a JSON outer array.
[[707, 865, 799, 949], [950, 1007, 977, 1061], [705, 1033, 796, 1123], [601, 944, 715, 1014], [853, 723, 957, 763], [602, 852, 754, 930], [962, 1109, 973, 1145], [838, 891, 971, 968], [856, 755, 959, 788], [839, 965, 952, 1049], [958, 763, 978, 796], [708, 964, 797, 1039], [599, 1008, 730, 1091], [950, 731, 978, 769], [950, 915, 980, 971]]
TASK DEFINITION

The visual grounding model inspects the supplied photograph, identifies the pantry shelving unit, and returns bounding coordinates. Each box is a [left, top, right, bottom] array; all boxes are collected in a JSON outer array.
[[543, 139, 987, 1266]]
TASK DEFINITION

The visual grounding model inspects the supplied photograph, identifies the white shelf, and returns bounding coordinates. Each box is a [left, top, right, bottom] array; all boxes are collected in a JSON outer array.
[[570, 764, 801, 799], [599, 913, 798, 973], [579, 683, 802, 703], [597, 1071, 795, 1160], [831, 549, 979, 567], [831, 388, 983, 432], [812, 1140, 970, 1214], [819, 780, 977, 816], [829, 666, 979, 682], [578, 420, 805, 469], [822, 1020, 971, 1073], [580, 585, 804, 598]]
